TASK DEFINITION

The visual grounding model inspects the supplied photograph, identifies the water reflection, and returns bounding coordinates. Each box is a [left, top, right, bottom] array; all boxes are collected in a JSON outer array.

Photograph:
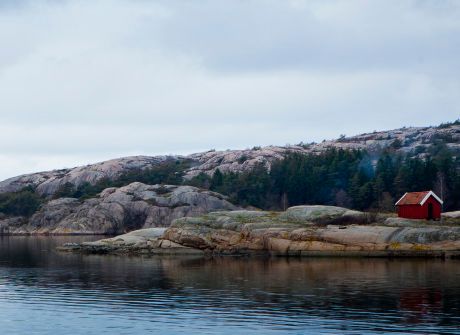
[[0, 236, 459, 334]]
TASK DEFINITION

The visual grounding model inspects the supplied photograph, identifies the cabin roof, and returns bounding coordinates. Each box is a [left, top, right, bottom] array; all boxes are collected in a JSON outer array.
[[395, 191, 443, 206]]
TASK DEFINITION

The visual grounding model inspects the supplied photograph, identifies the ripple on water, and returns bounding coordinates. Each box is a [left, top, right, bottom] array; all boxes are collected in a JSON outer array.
[[1, 236, 460, 334]]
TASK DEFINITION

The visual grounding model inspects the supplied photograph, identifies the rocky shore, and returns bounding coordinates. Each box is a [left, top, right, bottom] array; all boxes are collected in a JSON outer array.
[[58, 206, 460, 258]]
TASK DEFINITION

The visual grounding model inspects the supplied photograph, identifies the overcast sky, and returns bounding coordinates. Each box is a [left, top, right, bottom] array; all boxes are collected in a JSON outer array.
[[0, 0, 459, 180]]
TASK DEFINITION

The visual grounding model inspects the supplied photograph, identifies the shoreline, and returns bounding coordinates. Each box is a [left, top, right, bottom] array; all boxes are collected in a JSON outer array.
[[4, 206, 459, 259], [0, 232, 116, 237], [56, 221, 460, 259], [57, 244, 460, 259]]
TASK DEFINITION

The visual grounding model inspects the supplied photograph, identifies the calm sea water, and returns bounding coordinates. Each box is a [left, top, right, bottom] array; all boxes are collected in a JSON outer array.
[[0, 236, 459, 335]]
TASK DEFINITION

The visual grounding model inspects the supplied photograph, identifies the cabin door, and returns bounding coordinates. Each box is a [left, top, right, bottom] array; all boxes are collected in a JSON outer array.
[[427, 203, 434, 220]]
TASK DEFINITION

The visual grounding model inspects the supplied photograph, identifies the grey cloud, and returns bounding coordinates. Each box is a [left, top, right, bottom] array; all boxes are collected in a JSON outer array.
[[140, 0, 460, 73], [0, 0, 459, 180]]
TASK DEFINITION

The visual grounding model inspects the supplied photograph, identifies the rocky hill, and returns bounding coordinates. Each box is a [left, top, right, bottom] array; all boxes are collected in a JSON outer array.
[[0, 183, 237, 235], [1, 122, 459, 197]]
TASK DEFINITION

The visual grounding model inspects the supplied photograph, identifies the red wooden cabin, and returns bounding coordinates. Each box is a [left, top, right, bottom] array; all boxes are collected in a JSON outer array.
[[395, 191, 443, 220]]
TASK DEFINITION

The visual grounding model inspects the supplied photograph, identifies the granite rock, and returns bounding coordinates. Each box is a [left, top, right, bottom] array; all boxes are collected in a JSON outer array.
[[3, 183, 237, 235], [60, 206, 460, 258]]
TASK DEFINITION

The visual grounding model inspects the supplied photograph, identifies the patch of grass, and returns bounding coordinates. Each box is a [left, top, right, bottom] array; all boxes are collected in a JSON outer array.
[[389, 242, 401, 250], [411, 244, 432, 251]]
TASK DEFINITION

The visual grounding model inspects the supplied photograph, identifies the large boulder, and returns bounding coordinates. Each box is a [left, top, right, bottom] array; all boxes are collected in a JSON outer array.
[[280, 205, 368, 225]]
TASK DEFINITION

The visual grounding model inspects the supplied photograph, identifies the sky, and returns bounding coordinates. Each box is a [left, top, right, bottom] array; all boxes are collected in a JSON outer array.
[[0, 0, 459, 180]]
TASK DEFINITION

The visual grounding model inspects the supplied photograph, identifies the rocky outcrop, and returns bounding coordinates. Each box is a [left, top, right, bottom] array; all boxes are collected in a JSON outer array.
[[185, 146, 309, 179], [59, 206, 460, 258], [186, 124, 460, 178], [310, 123, 460, 157], [0, 215, 26, 235], [1, 183, 237, 235], [280, 205, 368, 225], [0, 156, 176, 196], [60, 228, 204, 255], [2, 123, 459, 196]]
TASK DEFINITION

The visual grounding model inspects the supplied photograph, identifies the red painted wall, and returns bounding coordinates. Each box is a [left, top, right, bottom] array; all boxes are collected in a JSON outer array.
[[397, 196, 442, 220]]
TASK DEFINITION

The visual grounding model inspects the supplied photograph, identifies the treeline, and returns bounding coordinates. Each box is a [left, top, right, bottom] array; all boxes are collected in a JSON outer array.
[[0, 186, 43, 217], [188, 144, 460, 212]]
